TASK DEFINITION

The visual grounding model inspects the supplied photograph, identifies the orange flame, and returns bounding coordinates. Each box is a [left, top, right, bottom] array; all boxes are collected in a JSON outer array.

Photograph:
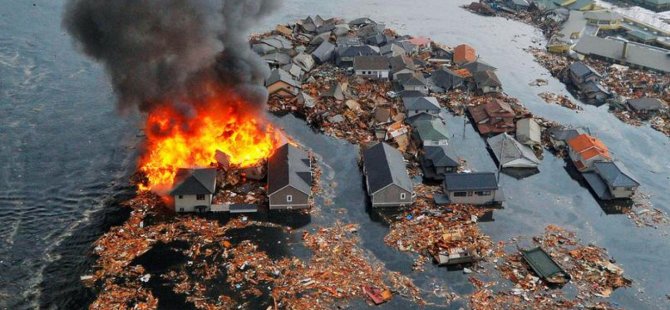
[[138, 89, 281, 193]]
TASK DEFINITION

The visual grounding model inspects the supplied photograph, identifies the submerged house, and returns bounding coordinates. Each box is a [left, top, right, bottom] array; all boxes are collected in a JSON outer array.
[[362, 142, 415, 207], [487, 133, 541, 169], [267, 144, 312, 210], [626, 98, 666, 118], [171, 168, 217, 213], [442, 172, 504, 205], [583, 161, 640, 200], [566, 134, 611, 172], [420, 146, 458, 181], [468, 99, 516, 135]]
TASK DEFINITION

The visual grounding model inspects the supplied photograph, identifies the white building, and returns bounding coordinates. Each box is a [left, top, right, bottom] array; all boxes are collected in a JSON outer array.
[[170, 168, 217, 213]]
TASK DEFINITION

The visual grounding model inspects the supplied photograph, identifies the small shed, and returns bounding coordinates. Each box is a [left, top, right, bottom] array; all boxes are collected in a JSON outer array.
[[516, 118, 542, 146]]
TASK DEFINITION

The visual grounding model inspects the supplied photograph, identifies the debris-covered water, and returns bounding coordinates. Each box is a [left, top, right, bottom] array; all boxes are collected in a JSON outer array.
[[1, 0, 669, 309]]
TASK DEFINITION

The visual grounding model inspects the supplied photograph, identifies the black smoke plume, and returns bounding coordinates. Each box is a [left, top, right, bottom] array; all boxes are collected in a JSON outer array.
[[63, 0, 279, 112]]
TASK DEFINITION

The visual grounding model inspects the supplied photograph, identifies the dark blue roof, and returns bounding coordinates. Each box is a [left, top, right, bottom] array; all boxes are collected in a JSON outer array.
[[443, 172, 498, 191]]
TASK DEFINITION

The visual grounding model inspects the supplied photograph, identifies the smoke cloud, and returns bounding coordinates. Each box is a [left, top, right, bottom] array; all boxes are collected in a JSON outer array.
[[63, 0, 279, 112]]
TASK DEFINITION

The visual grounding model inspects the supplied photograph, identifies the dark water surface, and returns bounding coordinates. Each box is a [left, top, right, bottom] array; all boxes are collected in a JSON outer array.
[[1, 0, 669, 309]]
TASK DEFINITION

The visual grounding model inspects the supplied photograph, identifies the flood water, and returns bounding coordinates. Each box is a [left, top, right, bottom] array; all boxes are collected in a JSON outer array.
[[1, 0, 669, 309]]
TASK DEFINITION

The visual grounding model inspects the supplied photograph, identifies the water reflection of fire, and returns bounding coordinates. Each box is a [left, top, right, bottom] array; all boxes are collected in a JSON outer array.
[[137, 89, 281, 193]]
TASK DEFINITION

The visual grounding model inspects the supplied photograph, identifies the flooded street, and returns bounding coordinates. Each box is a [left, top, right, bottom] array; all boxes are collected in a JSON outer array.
[[1, 0, 669, 309]]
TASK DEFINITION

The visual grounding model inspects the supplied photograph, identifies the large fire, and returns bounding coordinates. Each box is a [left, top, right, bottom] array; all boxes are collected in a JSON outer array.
[[138, 90, 281, 192]]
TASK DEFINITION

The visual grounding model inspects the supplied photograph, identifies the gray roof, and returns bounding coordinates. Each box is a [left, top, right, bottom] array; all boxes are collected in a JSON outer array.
[[549, 127, 591, 141], [583, 172, 614, 200], [400, 74, 427, 87], [268, 144, 311, 195], [265, 69, 300, 88], [338, 45, 379, 58], [431, 68, 465, 90], [593, 161, 640, 188], [487, 133, 540, 168], [170, 168, 217, 196], [260, 36, 293, 50], [414, 118, 450, 142], [627, 98, 665, 111], [443, 172, 499, 191], [473, 70, 502, 87], [584, 11, 622, 21], [403, 96, 440, 111], [353, 55, 390, 70], [573, 36, 670, 73], [398, 90, 425, 98], [569, 61, 601, 78], [522, 247, 570, 283], [311, 41, 336, 63], [363, 142, 413, 194], [424, 146, 458, 168], [462, 60, 497, 73]]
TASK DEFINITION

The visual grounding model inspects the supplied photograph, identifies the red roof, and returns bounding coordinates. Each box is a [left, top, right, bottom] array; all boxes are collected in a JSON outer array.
[[567, 134, 611, 160], [454, 44, 477, 65], [408, 36, 431, 47]]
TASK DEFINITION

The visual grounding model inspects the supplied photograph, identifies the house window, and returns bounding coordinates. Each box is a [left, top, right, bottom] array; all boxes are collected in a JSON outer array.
[[475, 191, 491, 196], [286, 195, 293, 202], [454, 192, 468, 197], [178, 195, 183, 199], [196, 194, 205, 200], [400, 192, 407, 200], [179, 208, 184, 212]]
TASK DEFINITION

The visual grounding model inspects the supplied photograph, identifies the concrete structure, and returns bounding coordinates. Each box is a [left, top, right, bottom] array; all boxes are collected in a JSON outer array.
[[573, 36, 670, 73], [353, 55, 390, 79], [267, 144, 312, 210], [516, 118, 542, 146], [171, 168, 217, 213], [442, 172, 504, 205], [362, 142, 415, 207], [584, 11, 623, 30], [487, 133, 540, 169], [567, 134, 611, 172]]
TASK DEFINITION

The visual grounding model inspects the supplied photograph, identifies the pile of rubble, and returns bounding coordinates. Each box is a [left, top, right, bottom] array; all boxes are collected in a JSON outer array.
[[626, 191, 670, 228], [384, 184, 493, 271], [469, 225, 631, 309], [538, 92, 581, 111]]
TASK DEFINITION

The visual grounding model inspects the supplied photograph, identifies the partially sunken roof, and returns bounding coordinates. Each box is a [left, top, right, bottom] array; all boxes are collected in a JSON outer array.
[[627, 98, 665, 111], [363, 142, 413, 194], [487, 133, 540, 168], [463, 60, 497, 73], [443, 172, 498, 191], [268, 144, 311, 195], [424, 146, 458, 168], [414, 118, 450, 142], [569, 61, 601, 78], [403, 96, 440, 111], [266, 69, 300, 88], [594, 161, 640, 188], [170, 168, 217, 196], [473, 70, 502, 87]]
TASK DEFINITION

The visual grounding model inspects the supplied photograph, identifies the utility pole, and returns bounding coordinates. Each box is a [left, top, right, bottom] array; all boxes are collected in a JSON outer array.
[[496, 133, 506, 184]]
